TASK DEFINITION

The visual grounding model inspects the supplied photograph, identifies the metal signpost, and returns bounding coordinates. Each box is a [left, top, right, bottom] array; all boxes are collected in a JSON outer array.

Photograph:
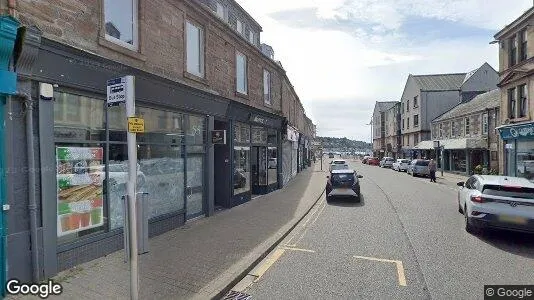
[[107, 76, 139, 300]]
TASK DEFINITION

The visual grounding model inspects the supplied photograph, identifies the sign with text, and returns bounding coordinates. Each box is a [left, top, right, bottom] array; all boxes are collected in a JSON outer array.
[[127, 117, 145, 133], [107, 77, 130, 107], [498, 122, 534, 140], [211, 130, 226, 144]]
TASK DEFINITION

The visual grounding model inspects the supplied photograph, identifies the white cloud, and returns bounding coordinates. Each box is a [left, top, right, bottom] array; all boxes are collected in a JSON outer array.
[[236, 0, 532, 141]]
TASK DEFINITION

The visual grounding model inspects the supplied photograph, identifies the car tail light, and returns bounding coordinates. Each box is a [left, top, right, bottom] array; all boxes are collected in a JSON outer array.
[[471, 211, 483, 216], [471, 195, 485, 203]]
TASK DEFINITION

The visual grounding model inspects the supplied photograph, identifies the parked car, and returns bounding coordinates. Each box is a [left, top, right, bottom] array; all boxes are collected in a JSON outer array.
[[328, 153, 335, 158], [362, 156, 370, 164], [379, 157, 395, 168], [392, 159, 411, 172], [407, 159, 430, 177], [326, 169, 363, 202], [367, 157, 380, 166], [457, 175, 534, 234]]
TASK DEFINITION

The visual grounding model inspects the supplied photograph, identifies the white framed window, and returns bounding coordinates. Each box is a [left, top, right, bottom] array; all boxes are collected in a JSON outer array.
[[216, 2, 225, 20], [186, 21, 204, 77], [104, 0, 138, 50], [263, 69, 271, 105], [464, 117, 470, 135], [236, 19, 243, 35], [236, 51, 248, 94], [249, 31, 255, 44], [482, 113, 488, 135]]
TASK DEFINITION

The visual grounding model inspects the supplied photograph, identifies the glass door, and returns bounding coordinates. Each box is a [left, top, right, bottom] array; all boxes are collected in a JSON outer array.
[[186, 146, 205, 219]]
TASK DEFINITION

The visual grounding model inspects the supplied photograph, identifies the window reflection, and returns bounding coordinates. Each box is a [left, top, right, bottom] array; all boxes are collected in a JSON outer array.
[[516, 141, 534, 180], [268, 147, 277, 185], [234, 146, 250, 194]]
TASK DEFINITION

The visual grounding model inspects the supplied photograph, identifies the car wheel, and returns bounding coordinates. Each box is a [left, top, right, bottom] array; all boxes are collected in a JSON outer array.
[[412, 172, 416, 177], [464, 205, 480, 234]]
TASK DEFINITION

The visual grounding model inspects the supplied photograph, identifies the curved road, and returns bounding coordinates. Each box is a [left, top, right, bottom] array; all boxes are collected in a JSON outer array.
[[236, 159, 534, 300]]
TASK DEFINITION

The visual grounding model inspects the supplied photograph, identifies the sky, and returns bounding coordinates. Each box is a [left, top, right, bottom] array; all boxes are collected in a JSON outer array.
[[236, 0, 532, 142]]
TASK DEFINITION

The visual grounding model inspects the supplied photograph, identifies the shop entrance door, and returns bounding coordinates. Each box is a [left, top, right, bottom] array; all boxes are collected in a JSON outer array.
[[251, 146, 268, 195], [186, 147, 205, 219]]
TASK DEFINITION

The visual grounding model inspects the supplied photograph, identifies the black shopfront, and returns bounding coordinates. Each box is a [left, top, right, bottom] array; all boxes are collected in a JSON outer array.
[[8, 37, 230, 281], [226, 102, 283, 207]]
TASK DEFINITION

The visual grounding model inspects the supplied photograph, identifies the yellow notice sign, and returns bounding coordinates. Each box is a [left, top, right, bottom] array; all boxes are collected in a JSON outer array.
[[127, 117, 145, 133]]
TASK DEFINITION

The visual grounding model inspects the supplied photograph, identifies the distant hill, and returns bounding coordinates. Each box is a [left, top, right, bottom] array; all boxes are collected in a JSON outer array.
[[315, 136, 372, 151]]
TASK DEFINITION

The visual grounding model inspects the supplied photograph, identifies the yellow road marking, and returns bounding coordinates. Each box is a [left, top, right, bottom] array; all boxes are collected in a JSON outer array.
[[285, 199, 325, 245], [280, 246, 316, 253], [251, 248, 286, 282], [353, 255, 408, 286]]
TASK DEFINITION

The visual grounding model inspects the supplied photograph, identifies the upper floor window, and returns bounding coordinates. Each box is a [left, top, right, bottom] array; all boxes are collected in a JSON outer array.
[[215, 2, 226, 20], [508, 87, 516, 119], [439, 123, 443, 137], [236, 51, 248, 94], [406, 100, 409, 112], [520, 29, 528, 62], [450, 121, 453, 137], [414, 133, 419, 145], [407, 117, 410, 129], [509, 34, 518, 67], [414, 115, 419, 127], [482, 113, 488, 135], [104, 0, 138, 50], [401, 102, 404, 112], [465, 117, 470, 135], [236, 19, 243, 35], [263, 69, 271, 105], [402, 119, 405, 129], [249, 31, 255, 44], [413, 96, 418, 108], [519, 84, 527, 118], [186, 21, 204, 78]]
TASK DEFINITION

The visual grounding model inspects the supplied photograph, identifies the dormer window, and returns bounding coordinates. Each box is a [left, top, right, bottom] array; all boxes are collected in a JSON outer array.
[[236, 19, 243, 35]]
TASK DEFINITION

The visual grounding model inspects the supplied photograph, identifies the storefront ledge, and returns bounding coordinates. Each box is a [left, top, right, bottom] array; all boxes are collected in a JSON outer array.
[[98, 36, 147, 62], [184, 71, 209, 86]]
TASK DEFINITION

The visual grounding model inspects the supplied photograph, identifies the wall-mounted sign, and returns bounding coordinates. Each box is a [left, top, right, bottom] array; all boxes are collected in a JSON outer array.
[[249, 114, 277, 127], [107, 77, 130, 107], [211, 130, 226, 144], [286, 127, 298, 142], [127, 117, 145, 133], [498, 122, 534, 140]]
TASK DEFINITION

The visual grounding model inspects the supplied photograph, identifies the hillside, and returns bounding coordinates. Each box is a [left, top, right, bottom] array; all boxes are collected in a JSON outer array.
[[315, 136, 372, 150]]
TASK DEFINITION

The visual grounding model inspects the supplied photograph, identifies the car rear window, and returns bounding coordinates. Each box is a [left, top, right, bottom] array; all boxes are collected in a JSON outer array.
[[415, 161, 429, 166], [331, 173, 355, 187], [331, 164, 348, 170], [333, 161, 346, 164], [401, 160, 410, 163], [386, 158, 395, 161], [482, 185, 534, 199]]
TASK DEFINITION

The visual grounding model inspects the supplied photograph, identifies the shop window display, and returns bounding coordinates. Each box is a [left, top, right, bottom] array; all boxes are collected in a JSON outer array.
[[516, 141, 534, 180], [234, 146, 251, 194], [268, 147, 278, 185]]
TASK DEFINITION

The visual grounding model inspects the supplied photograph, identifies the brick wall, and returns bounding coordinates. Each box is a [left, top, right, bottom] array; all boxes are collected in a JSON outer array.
[[15, 0, 310, 127]]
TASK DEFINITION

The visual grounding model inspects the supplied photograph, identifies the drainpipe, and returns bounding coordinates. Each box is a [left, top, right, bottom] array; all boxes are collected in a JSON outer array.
[[24, 93, 39, 282]]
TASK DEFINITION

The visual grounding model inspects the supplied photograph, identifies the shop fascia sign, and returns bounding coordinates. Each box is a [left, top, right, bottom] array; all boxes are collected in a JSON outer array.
[[249, 114, 276, 127], [498, 122, 534, 140]]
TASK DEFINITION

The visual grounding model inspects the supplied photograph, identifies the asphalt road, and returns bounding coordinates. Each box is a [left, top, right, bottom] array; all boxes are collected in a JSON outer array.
[[237, 159, 534, 300]]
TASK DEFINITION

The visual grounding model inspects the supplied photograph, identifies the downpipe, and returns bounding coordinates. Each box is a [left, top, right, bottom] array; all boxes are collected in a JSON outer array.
[[10, 92, 40, 282]]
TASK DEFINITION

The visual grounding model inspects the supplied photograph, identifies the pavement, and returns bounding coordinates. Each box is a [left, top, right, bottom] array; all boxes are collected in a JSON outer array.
[[237, 160, 534, 299], [8, 163, 326, 300]]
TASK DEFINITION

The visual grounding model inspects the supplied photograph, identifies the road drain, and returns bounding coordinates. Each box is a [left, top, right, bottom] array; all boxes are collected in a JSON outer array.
[[222, 290, 252, 300]]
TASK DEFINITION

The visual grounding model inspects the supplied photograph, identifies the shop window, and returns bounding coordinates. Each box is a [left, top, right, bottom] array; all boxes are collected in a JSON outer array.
[[268, 147, 278, 185], [186, 21, 205, 78], [252, 126, 267, 144], [54, 92, 105, 141], [104, 0, 138, 50], [234, 146, 250, 194], [186, 114, 206, 144], [516, 141, 534, 180]]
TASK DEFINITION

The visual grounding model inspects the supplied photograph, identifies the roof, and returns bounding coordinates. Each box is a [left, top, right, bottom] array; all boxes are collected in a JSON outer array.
[[494, 6, 534, 39], [475, 175, 534, 188], [462, 67, 479, 84], [433, 88, 500, 122], [375, 101, 398, 113], [412, 73, 466, 91]]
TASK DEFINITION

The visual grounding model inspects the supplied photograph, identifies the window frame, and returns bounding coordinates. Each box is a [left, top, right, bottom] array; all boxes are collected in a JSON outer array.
[[236, 19, 243, 35], [509, 34, 518, 67], [413, 95, 418, 108], [249, 30, 255, 45], [519, 84, 527, 118], [263, 69, 271, 105], [508, 87, 517, 119], [185, 20, 205, 78], [406, 100, 409, 112], [464, 116, 470, 135], [407, 117, 410, 129], [103, 0, 139, 51], [482, 113, 488, 135], [236, 51, 248, 95], [215, 1, 226, 21], [520, 29, 528, 62], [439, 123, 443, 138], [414, 114, 419, 127]]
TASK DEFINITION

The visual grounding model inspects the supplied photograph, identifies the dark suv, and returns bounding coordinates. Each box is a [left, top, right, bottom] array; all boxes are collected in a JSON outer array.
[[326, 169, 363, 202]]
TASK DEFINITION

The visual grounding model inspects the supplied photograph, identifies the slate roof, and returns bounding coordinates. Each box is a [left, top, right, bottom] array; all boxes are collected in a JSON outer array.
[[433, 88, 500, 122], [412, 73, 467, 91], [462, 67, 479, 84], [375, 101, 398, 112]]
